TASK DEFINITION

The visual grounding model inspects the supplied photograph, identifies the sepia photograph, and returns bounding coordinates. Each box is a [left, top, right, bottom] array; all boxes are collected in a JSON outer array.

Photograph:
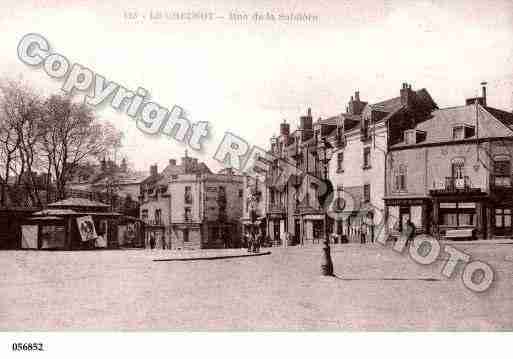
[[0, 0, 512, 357]]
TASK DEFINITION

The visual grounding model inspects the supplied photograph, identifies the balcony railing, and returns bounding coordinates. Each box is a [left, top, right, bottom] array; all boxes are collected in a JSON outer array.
[[445, 176, 470, 191], [145, 218, 163, 226], [268, 203, 286, 214]]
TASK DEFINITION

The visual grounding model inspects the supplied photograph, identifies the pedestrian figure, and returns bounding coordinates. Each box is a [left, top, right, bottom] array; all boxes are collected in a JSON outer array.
[[149, 234, 156, 250], [406, 219, 416, 243], [254, 232, 262, 253]]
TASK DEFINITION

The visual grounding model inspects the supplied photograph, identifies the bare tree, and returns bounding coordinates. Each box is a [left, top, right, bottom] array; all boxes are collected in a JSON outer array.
[[40, 95, 123, 200], [0, 79, 44, 206]]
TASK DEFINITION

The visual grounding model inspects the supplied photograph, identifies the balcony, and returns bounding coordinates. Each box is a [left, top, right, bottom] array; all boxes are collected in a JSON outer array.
[[268, 203, 286, 214], [445, 176, 470, 191], [145, 218, 164, 226], [430, 176, 483, 196]]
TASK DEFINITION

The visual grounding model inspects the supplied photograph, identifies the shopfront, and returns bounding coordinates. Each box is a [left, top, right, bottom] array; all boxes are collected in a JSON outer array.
[[430, 190, 488, 239], [384, 197, 430, 239]]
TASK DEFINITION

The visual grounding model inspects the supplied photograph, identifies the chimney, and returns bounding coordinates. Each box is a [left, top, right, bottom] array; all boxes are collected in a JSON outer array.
[[280, 120, 290, 136], [400, 82, 413, 107], [169, 159, 176, 166], [300, 107, 313, 130], [150, 164, 158, 177], [348, 91, 365, 115], [481, 81, 487, 106]]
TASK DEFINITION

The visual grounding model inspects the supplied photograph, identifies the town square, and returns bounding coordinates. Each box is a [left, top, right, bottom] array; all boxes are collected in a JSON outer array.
[[1, 2, 513, 357]]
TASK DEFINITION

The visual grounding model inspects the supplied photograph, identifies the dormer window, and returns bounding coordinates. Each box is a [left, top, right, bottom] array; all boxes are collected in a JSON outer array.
[[404, 130, 416, 145], [404, 129, 426, 145], [452, 125, 475, 140]]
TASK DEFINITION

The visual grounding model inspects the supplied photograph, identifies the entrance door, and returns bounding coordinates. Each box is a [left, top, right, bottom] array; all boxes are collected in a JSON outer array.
[[273, 221, 280, 244], [399, 206, 411, 233], [294, 219, 300, 244], [494, 208, 512, 236]]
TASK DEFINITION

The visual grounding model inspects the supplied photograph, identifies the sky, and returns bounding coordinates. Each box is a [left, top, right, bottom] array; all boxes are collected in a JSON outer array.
[[1, 0, 512, 173]]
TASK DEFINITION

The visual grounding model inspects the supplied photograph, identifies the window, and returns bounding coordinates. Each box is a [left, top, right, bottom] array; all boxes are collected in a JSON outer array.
[[393, 165, 407, 192], [452, 125, 475, 140], [184, 186, 192, 204], [452, 126, 464, 140], [141, 209, 148, 221], [493, 158, 511, 187], [239, 189, 243, 198], [451, 161, 464, 179], [495, 208, 512, 228], [184, 207, 191, 221], [183, 229, 189, 242], [404, 130, 416, 145], [337, 152, 344, 172], [440, 202, 475, 226], [363, 184, 370, 203], [363, 147, 371, 169], [154, 209, 162, 225]]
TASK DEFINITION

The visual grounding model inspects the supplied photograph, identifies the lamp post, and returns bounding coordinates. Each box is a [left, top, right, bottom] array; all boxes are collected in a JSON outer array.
[[318, 138, 334, 276], [247, 178, 261, 251], [105, 176, 120, 212]]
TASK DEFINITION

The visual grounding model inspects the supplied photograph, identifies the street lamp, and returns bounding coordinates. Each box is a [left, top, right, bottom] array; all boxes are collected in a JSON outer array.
[[247, 177, 261, 252], [317, 137, 335, 276]]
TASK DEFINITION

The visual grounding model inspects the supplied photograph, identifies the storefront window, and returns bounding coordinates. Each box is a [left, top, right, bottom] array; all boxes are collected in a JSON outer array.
[[440, 202, 475, 226]]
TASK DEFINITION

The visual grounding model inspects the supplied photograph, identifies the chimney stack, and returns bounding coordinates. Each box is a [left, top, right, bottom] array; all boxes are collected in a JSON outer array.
[[481, 81, 487, 106], [400, 82, 413, 107], [280, 120, 290, 136], [299, 107, 313, 130], [355, 91, 360, 101], [150, 164, 158, 177]]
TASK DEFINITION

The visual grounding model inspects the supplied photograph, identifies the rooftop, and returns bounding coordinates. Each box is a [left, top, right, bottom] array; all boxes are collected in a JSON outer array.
[[47, 198, 109, 208]]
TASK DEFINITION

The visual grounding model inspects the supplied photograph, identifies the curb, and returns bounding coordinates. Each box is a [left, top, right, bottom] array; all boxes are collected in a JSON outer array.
[[152, 251, 272, 262]]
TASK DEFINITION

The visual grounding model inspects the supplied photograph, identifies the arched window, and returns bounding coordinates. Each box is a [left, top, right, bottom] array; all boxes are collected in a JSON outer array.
[[451, 157, 465, 179]]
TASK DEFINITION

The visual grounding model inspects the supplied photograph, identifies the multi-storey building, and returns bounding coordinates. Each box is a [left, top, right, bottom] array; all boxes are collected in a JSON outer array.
[[326, 84, 437, 243], [139, 154, 243, 249], [256, 82, 513, 244], [384, 85, 513, 239], [241, 174, 268, 236], [261, 83, 437, 244]]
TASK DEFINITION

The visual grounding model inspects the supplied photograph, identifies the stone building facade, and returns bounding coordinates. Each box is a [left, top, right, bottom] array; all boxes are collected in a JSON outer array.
[[384, 91, 513, 239], [139, 154, 243, 249]]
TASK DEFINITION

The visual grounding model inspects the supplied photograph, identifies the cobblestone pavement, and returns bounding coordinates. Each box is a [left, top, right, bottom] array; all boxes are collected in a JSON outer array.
[[1, 242, 512, 330]]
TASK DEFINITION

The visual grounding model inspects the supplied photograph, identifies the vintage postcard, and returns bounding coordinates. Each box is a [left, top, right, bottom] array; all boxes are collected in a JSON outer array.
[[0, 0, 512, 357]]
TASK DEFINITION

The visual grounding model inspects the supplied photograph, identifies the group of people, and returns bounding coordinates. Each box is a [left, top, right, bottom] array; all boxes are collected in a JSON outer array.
[[148, 233, 168, 250], [243, 231, 264, 253]]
